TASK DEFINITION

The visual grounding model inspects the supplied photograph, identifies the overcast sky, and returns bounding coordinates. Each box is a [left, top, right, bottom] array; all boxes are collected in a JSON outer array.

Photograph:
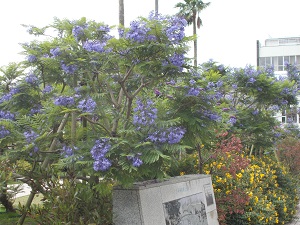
[[1, 0, 300, 68]]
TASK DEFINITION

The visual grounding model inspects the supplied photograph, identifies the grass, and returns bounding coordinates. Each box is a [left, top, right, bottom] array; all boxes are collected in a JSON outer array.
[[13, 193, 44, 207], [0, 194, 44, 224]]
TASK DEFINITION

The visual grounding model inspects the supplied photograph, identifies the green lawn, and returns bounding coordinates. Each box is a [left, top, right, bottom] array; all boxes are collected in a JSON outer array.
[[13, 193, 44, 207], [0, 194, 43, 224]]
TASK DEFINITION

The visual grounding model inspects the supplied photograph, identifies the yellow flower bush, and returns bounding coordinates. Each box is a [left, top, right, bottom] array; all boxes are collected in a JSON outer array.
[[169, 135, 299, 225], [205, 152, 298, 225]]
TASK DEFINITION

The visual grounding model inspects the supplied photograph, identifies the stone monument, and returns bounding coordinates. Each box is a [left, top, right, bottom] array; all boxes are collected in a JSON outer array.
[[113, 174, 219, 225]]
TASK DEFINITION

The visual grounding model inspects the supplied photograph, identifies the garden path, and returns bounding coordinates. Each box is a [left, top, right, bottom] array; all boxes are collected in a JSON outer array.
[[287, 201, 300, 225], [8, 183, 31, 198]]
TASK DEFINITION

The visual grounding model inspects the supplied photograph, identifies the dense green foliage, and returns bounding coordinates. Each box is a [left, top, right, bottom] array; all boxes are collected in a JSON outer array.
[[0, 10, 299, 224]]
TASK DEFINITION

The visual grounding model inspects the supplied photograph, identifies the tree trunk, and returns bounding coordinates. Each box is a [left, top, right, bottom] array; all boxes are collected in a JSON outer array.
[[193, 11, 197, 67], [155, 0, 158, 15], [0, 183, 15, 212], [196, 144, 203, 174], [119, 0, 124, 26]]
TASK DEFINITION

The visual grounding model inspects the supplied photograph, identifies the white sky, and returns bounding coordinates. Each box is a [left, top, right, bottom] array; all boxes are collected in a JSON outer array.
[[1, 0, 300, 68]]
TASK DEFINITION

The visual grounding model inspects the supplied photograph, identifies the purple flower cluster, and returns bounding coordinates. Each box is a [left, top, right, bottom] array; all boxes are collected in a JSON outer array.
[[276, 76, 286, 82], [169, 53, 185, 70], [0, 93, 12, 103], [93, 158, 112, 172], [274, 132, 281, 138], [127, 153, 143, 167], [166, 80, 176, 85], [90, 138, 112, 171], [61, 61, 78, 74], [244, 65, 257, 77], [248, 77, 256, 84], [133, 99, 157, 127], [0, 126, 10, 138], [42, 85, 53, 94], [118, 28, 125, 38], [0, 110, 15, 120], [98, 25, 113, 41], [232, 84, 238, 89], [72, 25, 85, 40], [163, 53, 185, 72], [27, 55, 37, 63], [50, 47, 61, 57], [32, 146, 39, 153], [189, 79, 196, 85], [30, 104, 42, 115], [206, 82, 215, 90], [24, 130, 39, 143], [125, 20, 151, 43], [203, 110, 221, 122], [0, 87, 19, 103], [154, 89, 161, 96], [187, 87, 201, 96], [281, 87, 291, 95], [62, 145, 75, 158], [25, 73, 38, 85], [148, 127, 186, 144], [77, 98, 96, 113], [269, 105, 280, 111], [217, 64, 225, 72], [165, 16, 187, 44], [98, 25, 110, 33], [83, 40, 106, 53], [54, 96, 75, 107], [148, 11, 166, 21], [265, 65, 274, 75], [286, 63, 300, 83], [216, 80, 223, 87], [10, 87, 20, 95], [227, 116, 237, 125]]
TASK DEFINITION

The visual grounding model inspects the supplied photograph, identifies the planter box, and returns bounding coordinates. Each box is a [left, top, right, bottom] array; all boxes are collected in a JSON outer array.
[[113, 174, 219, 225]]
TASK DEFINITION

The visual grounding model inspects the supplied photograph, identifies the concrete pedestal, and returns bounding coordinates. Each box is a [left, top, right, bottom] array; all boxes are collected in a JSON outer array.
[[113, 174, 219, 225]]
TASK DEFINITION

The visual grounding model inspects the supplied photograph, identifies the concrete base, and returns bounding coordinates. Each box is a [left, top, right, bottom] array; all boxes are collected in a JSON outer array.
[[113, 174, 219, 225]]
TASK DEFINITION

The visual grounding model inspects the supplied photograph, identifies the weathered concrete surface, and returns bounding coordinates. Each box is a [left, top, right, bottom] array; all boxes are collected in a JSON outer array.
[[113, 174, 219, 225]]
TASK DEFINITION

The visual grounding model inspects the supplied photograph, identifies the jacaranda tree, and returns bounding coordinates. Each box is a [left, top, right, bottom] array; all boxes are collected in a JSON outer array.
[[0, 12, 220, 224]]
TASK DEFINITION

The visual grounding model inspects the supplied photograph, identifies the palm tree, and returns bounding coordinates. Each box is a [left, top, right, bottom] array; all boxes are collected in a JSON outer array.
[[175, 0, 210, 67]]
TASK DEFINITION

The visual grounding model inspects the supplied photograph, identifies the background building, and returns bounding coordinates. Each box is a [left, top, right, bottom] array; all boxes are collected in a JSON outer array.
[[257, 37, 300, 125]]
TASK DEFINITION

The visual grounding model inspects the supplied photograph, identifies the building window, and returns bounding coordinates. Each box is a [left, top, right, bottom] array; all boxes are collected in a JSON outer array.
[[278, 56, 284, 71], [287, 112, 297, 123], [290, 55, 296, 65], [272, 57, 278, 70], [282, 110, 286, 123], [259, 57, 265, 67], [259, 55, 300, 71]]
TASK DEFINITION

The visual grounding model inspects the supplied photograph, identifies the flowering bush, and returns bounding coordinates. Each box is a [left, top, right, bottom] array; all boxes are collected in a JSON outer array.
[[170, 134, 299, 225], [206, 139, 298, 225]]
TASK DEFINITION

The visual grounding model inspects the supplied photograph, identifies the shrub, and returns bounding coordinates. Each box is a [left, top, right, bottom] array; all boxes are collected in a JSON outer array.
[[171, 134, 299, 225], [276, 136, 300, 175], [20, 177, 113, 225], [209, 154, 298, 224]]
